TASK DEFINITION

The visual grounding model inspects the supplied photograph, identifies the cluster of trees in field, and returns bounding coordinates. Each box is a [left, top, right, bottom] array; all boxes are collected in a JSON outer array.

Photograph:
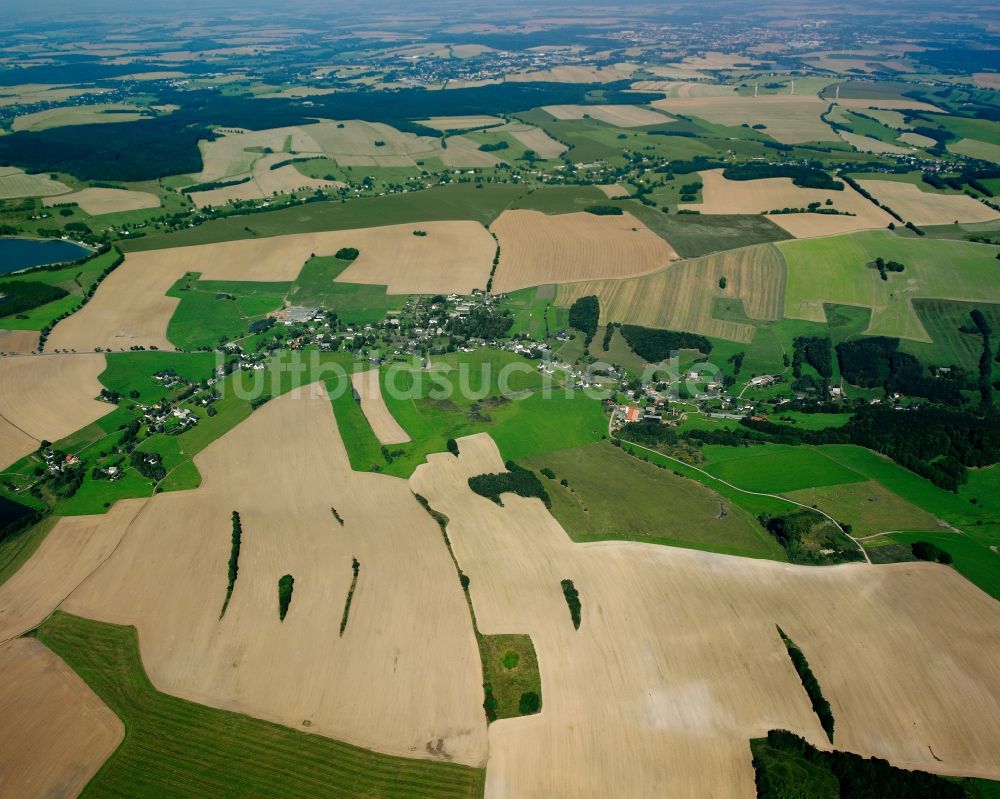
[[869, 256, 905, 281], [339, 558, 360, 636], [793, 336, 833, 378], [468, 460, 551, 508], [619, 324, 712, 361], [836, 336, 967, 404], [130, 451, 166, 482], [478, 140, 509, 152], [723, 162, 843, 191], [221, 511, 242, 617], [560, 579, 581, 629], [181, 176, 252, 194], [278, 574, 294, 621], [777, 627, 835, 742], [446, 306, 514, 339], [334, 247, 359, 260], [568, 294, 600, 347], [753, 729, 975, 798], [584, 205, 623, 215], [601, 321, 619, 350], [911, 540, 954, 564], [964, 309, 995, 407], [0, 280, 68, 318]]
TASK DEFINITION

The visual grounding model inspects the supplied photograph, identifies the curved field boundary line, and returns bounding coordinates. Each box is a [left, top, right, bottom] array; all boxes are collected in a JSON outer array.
[[607, 417, 871, 563]]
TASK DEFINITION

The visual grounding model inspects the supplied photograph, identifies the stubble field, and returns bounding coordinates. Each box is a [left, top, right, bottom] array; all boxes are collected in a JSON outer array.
[[0, 354, 111, 469], [680, 169, 894, 238], [351, 368, 411, 445], [490, 210, 677, 292], [60, 386, 488, 765], [410, 433, 1000, 798], [0, 637, 124, 799], [857, 179, 1000, 225], [556, 243, 786, 343]]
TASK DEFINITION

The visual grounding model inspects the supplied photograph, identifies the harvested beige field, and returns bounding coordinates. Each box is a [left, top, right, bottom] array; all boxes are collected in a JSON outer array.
[[0, 84, 110, 107], [0, 421, 37, 472], [681, 51, 763, 70], [490, 210, 677, 293], [351, 369, 410, 445], [542, 103, 672, 127], [838, 131, 912, 155], [899, 131, 937, 148], [189, 152, 343, 208], [0, 500, 146, 642], [12, 103, 148, 132], [190, 126, 314, 183], [332, 221, 495, 294], [629, 81, 734, 97], [653, 94, 835, 143], [596, 183, 629, 198], [556, 243, 786, 344], [494, 122, 566, 158], [680, 169, 893, 238], [858, 179, 1000, 225], [48, 223, 493, 350], [410, 434, 1000, 798], [0, 168, 70, 200], [43, 187, 160, 215], [950, 138, 1000, 165], [0, 638, 123, 799], [306, 119, 498, 168], [63, 386, 487, 765], [0, 354, 110, 468], [0, 329, 40, 354], [418, 115, 505, 131], [973, 73, 1000, 90]]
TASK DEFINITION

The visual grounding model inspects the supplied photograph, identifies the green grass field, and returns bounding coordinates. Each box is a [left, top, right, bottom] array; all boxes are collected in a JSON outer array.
[[479, 633, 542, 721], [524, 442, 785, 559], [167, 275, 289, 350], [500, 286, 565, 339], [816, 445, 1000, 528], [907, 299, 1000, 370], [626, 205, 793, 258], [35, 612, 485, 799], [779, 231, 1000, 341], [375, 352, 608, 477], [286, 255, 394, 325], [699, 444, 865, 494], [120, 184, 525, 252], [783, 480, 938, 537]]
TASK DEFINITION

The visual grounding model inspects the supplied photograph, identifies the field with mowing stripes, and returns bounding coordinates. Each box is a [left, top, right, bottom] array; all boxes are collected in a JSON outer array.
[[556, 243, 786, 343]]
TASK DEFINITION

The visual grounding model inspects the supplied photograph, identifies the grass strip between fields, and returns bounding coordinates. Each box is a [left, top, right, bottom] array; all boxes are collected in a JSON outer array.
[[777, 626, 835, 743], [413, 492, 542, 723]]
